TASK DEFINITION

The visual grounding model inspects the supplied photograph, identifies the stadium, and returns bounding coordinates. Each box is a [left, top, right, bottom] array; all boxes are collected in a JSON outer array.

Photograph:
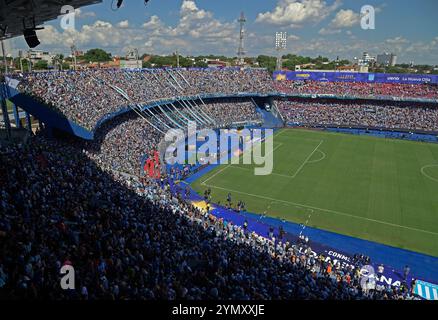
[[1, 0, 438, 304]]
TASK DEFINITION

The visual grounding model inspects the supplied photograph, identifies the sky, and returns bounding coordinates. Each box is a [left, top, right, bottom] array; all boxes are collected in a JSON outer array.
[[3, 0, 438, 64]]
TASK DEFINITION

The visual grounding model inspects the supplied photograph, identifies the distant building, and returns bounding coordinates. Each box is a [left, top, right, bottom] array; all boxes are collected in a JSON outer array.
[[357, 65, 369, 73], [203, 58, 229, 68], [377, 52, 397, 67], [336, 65, 356, 72], [120, 59, 142, 69], [358, 52, 376, 67], [297, 63, 317, 69], [28, 50, 55, 64]]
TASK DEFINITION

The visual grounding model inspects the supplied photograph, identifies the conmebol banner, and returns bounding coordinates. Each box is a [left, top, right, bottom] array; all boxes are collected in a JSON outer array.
[[273, 71, 438, 85]]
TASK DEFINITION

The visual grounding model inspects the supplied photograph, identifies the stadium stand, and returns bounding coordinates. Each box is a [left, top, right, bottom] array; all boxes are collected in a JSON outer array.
[[275, 80, 438, 101], [0, 115, 417, 300], [276, 99, 438, 133], [2, 68, 435, 300], [12, 68, 273, 131]]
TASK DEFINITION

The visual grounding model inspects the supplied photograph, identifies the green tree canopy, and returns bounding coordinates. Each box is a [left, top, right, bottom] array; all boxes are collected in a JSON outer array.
[[193, 60, 208, 68], [82, 48, 112, 62], [33, 60, 48, 70], [256, 55, 276, 73]]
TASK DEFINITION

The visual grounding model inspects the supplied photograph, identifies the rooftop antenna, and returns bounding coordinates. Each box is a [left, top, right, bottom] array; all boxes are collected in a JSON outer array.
[[237, 12, 246, 66]]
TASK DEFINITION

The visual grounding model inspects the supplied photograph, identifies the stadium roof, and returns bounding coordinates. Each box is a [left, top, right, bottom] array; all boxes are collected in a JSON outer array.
[[0, 0, 102, 40]]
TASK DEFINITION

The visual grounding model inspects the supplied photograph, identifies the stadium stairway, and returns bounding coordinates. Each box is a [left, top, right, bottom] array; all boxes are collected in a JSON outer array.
[[256, 107, 284, 128]]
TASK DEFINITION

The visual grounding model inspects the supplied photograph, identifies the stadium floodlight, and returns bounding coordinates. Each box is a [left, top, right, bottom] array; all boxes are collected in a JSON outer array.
[[237, 12, 246, 66], [275, 32, 287, 71], [71, 45, 77, 71], [275, 32, 287, 50]]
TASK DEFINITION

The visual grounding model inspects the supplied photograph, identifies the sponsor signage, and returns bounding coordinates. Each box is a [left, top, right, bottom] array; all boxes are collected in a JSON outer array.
[[273, 71, 438, 85]]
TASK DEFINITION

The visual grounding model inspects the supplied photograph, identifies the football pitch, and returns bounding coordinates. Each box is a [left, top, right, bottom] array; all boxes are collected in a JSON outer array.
[[191, 128, 438, 257]]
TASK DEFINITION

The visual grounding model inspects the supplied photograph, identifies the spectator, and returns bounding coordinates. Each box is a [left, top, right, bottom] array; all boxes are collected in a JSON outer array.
[[276, 99, 438, 132], [275, 80, 438, 101]]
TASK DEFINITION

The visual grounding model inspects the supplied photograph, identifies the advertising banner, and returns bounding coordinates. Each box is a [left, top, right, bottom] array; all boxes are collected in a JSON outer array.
[[273, 71, 438, 85]]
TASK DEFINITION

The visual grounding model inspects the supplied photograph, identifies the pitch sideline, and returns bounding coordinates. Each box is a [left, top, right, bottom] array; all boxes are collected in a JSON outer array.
[[202, 182, 438, 236]]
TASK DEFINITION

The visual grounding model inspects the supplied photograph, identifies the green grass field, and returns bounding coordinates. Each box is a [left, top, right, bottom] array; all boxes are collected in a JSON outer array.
[[191, 128, 438, 257]]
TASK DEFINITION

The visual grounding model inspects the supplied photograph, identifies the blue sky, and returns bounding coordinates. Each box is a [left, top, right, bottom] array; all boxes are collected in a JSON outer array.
[[5, 0, 438, 64]]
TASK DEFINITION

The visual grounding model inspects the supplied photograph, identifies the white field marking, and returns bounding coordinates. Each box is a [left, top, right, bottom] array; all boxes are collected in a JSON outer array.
[[307, 149, 327, 164], [226, 129, 323, 179], [231, 129, 285, 162], [247, 142, 283, 159], [228, 165, 295, 179], [275, 135, 323, 144], [201, 165, 230, 185], [272, 128, 326, 144], [201, 130, 285, 186], [273, 129, 287, 138], [420, 164, 438, 183], [267, 142, 283, 157], [202, 182, 438, 236], [229, 146, 326, 179], [291, 140, 324, 178]]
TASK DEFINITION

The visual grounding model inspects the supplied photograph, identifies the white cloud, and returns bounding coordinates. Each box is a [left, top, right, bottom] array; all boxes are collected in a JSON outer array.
[[38, 20, 127, 48], [318, 9, 360, 35], [140, 1, 237, 52], [7, 0, 437, 65], [318, 27, 341, 35], [17, 1, 238, 56], [385, 36, 409, 45], [74, 8, 96, 19], [330, 9, 360, 28], [117, 20, 129, 28], [256, 0, 342, 27], [288, 34, 300, 41]]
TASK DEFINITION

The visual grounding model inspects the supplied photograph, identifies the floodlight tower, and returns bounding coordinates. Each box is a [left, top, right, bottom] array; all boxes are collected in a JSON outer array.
[[1, 39, 8, 74], [70, 44, 77, 71], [175, 49, 180, 68], [237, 12, 246, 66], [275, 32, 287, 71]]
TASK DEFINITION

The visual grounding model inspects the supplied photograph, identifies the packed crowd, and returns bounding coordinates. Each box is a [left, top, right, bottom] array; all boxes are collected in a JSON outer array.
[[84, 100, 261, 176], [152, 99, 262, 131], [0, 103, 419, 300], [2, 68, 426, 301], [275, 80, 438, 100], [201, 100, 262, 128], [277, 99, 438, 132], [13, 68, 273, 131]]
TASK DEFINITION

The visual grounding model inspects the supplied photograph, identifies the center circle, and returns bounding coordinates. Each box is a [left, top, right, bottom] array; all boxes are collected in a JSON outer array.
[[421, 164, 438, 183]]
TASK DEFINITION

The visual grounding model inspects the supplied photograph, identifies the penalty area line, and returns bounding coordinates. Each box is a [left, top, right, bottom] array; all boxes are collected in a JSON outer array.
[[203, 182, 438, 236], [201, 165, 230, 186]]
